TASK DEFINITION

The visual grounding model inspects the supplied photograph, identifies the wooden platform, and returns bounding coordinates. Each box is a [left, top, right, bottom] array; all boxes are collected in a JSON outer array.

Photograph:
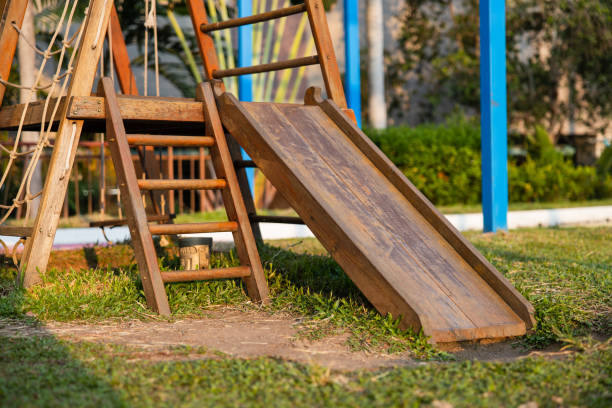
[[218, 91, 535, 343], [0, 95, 206, 135]]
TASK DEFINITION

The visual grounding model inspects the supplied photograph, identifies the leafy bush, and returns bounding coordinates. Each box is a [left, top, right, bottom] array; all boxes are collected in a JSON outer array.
[[367, 119, 612, 205]]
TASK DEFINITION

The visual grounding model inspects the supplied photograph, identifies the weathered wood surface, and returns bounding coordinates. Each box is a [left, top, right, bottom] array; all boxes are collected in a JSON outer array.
[[98, 78, 170, 314], [0, 0, 28, 105], [161, 266, 251, 283], [149, 221, 238, 235], [198, 82, 269, 304], [0, 96, 207, 133], [109, 5, 137, 96], [217, 92, 535, 343], [21, 0, 114, 287]]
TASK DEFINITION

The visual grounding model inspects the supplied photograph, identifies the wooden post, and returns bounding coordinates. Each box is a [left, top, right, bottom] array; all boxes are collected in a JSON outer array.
[[187, 0, 262, 239], [304, 0, 347, 109], [0, 0, 28, 106], [21, 0, 114, 287], [109, 5, 138, 95], [74, 161, 80, 216], [167, 146, 174, 213]]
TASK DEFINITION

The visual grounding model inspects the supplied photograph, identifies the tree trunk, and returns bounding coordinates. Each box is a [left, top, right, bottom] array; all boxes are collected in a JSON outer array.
[[18, 2, 42, 217], [366, 0, 386, 129]]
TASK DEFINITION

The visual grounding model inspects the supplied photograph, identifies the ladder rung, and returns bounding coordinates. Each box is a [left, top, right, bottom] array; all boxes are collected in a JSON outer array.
[[213, 56, 319, 79], [250, 215, 305, 224], [149, 221, 238, 235], [126, 134, 215, 147], [200, 3, 306, 33], [0, 225, 33, 237], [161, 266, 251, 283], [137, 179, 226, 190], [90, 214, 175, 228], [234, 160, 256, 168]]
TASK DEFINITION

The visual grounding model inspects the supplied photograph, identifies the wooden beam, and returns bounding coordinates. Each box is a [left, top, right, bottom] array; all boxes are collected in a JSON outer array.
[[0, 0, 28, 106], [304, 0, 347, 109], [110, 4, 138, 95], [198, 82, 269, 304], [21, 0, 114, 287]]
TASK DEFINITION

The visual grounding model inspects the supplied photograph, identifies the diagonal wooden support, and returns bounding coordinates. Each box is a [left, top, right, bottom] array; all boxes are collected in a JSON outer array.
[[21, 0, 114, 287], [98, 77, 170, 314], [0, 0, 28, 106], [197, 82, 269, 303]]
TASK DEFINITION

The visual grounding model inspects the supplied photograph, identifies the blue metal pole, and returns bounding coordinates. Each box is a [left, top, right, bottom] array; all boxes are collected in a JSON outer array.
[[343, 0, 362, 128], [237, 0, 254, 191], [479, 0, 508, 232]]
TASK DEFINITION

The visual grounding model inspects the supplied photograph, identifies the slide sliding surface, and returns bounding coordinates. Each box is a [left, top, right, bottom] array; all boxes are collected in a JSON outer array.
[[217, 90, 534, 343]]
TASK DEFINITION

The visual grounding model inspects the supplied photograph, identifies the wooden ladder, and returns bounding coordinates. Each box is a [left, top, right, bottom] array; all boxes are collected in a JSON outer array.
[[97, 78, 269, 314]]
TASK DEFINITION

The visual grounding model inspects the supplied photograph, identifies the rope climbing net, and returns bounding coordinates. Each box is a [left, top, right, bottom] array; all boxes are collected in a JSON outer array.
[[0, 0, 88, 256]]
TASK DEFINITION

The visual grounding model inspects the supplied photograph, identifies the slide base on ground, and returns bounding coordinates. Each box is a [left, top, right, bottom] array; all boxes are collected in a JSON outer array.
[[217, 88, 535, 343]]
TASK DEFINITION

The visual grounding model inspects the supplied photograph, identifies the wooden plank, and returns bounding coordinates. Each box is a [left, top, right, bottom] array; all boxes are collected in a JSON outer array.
[[149, 221, 237, 235], [250, 215, 304, 224], [213, 56, 319, 79], [161, 266, 250, 283], [304, 0, 347, 109], [0, 225, 32, 237], [197, 82, 269, 304], [217, 93, 533, 342], [137, 179, 226, 191], [68, 95, 205, 122], [21, 0, 114, 287], [109, 5, 138, 96], [305, 88, 536, 330], [201, 3, 306, 33], [0, 0, 28, 106], [97, 77, 170, 315], [0, 96, 206, 130]]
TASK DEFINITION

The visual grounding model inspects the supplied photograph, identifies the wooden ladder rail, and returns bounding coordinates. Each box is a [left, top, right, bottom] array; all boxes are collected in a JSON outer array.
[[98, 78, 269, 313], [187, 0, 349, 238]]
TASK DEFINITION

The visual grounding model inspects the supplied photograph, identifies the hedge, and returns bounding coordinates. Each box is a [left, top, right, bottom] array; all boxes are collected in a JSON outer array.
[[366, 117, 612, 205]]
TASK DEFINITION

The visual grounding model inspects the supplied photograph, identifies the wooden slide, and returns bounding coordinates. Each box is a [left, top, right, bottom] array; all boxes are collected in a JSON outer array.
[[217, 88, 535, 343]]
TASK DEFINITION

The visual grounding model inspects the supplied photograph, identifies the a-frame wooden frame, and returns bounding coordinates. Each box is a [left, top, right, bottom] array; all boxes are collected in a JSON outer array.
[[11, 0, 115, 286]]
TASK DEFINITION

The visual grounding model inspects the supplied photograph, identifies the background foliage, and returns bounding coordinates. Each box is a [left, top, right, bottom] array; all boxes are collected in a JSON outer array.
[[367, 117, 612, 205], [388, 0, 612, 136]]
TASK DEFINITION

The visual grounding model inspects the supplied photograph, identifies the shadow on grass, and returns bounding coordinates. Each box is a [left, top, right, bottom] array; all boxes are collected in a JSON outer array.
[[0, 269, 126, 406]]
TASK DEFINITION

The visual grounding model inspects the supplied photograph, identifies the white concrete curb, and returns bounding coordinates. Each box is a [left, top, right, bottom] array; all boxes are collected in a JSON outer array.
[[1, 206, 611, 250]]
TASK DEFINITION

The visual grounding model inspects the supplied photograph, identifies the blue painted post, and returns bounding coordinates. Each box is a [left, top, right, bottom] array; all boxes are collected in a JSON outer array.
[[237, 0, 255, 191], [480, 0, 508, 232], [343, 0, 361, 128]]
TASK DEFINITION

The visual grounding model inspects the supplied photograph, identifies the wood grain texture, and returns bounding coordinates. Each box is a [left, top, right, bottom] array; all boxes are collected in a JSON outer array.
[[0, 96, 207, 131], [304, 0, 347, 109], [149, 221, 237, 235], [98, 78, 170, 315], [137, 178, 226, 191], [21, 0, 114, 287], [198, 82, 269, 304], [0, 0, 27, 106], [218, 93, 535, 343], [187, 0, 220, 80], [0, 225, 32, 237], [200, 3, 306, 33], [109, 5, 137, 96], [161, 266, 250, 283]]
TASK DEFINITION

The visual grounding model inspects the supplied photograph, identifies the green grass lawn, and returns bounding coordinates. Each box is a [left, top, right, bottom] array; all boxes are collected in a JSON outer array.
[[0, 227, 610, 406]]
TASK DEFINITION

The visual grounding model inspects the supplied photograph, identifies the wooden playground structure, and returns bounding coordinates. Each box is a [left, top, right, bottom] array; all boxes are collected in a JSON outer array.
[[0, 0, 535, 343]]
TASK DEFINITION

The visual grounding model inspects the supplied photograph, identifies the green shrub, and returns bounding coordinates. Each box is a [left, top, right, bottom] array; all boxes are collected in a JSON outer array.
[[366, 119, 612, 205]]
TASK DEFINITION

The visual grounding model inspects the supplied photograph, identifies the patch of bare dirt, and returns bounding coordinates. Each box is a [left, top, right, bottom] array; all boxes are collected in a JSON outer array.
[[0, 310, 569, 370]]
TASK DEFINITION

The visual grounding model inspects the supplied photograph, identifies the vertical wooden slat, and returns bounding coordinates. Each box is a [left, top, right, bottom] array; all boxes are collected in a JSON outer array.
[[167, 146, 174, 213], [98, 77, 170, 314], [198, 147, 208, 211], [178, 157, 183, 213], [304, 0, 347, 109], [197, 82, 269, 303], [73, 161, 80, 216], [109, 4, 138, 95], [21, 0, 114, 286], [189, 157, 195, 212], [0, 0, 28, 106]]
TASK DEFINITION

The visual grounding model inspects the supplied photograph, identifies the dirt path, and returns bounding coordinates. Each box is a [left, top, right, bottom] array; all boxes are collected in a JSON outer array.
[[0, 310, 568, 371]]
